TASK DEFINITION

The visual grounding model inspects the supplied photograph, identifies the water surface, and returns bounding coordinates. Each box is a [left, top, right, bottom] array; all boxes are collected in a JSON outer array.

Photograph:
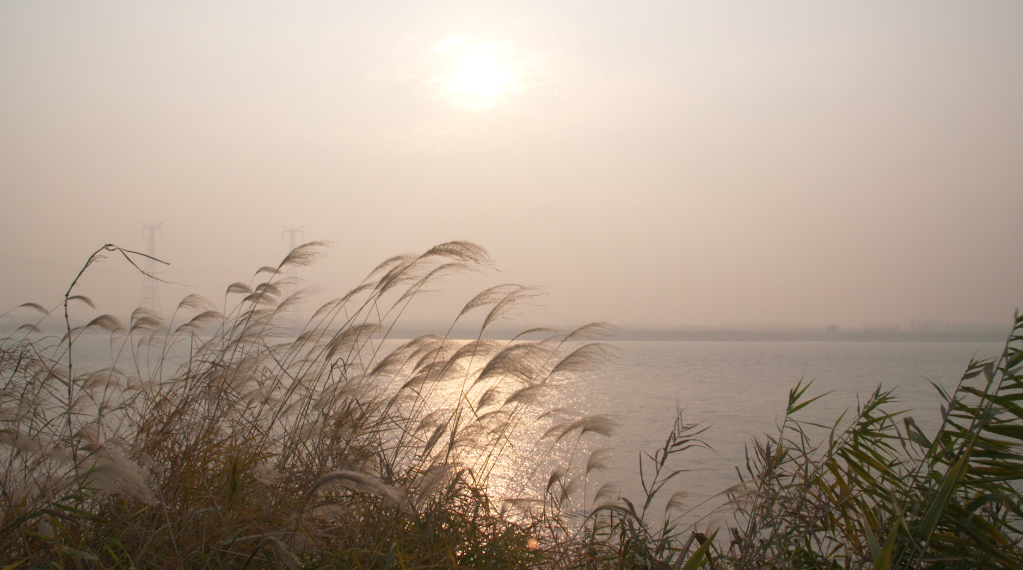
[[565, 341, 1003, 527]]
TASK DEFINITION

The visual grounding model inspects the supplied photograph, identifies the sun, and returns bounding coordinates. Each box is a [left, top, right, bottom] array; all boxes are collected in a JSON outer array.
[[432, 37, 522, 111], [449, 46, 513, 103]]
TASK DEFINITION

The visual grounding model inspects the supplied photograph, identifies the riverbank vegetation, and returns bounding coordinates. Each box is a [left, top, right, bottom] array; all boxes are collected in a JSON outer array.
[[1, 242, 1021, 568]]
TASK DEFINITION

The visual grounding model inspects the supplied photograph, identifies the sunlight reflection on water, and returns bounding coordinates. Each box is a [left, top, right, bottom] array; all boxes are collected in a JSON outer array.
[[62, 334, 1002, 527]]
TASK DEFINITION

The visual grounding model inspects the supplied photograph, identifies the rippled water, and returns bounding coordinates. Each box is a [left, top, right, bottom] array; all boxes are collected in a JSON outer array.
[[60, 334, 1005, 527], [566, 340, 1004, 527]]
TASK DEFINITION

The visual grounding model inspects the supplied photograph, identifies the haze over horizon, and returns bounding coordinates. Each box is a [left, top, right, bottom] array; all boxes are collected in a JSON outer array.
[[2, 2, 1021, 331]]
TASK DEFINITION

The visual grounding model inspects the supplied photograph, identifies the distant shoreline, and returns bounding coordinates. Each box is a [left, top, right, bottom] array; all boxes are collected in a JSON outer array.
[[603, 329, 1005, 343], [387, 326, 1007, 343], [12, 322, 1006, 344]]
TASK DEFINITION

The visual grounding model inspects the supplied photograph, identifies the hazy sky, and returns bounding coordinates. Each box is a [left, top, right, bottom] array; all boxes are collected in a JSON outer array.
[[1, 1, 1021, 330]]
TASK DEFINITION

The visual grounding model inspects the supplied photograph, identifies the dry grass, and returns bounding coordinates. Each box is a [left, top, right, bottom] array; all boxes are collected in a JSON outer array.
[[0, 241, 617, 569], [3, 241, 1022, 569]]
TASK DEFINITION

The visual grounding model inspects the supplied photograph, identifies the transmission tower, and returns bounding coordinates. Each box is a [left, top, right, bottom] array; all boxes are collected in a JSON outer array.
[[139, 223, 163, 315], [281, 226, 304, 321]]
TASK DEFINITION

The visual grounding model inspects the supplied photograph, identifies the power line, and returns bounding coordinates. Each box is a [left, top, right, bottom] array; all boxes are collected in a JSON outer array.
[[0, 247, 282, 276], [0, 254, 78, 271], [0, 254, 138, 274]]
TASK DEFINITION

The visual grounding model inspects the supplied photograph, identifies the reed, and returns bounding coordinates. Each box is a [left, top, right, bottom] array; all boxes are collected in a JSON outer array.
[[2, 241, 1022, 569], [0, 241, 615, 568], [561, 319, 1023, 569]]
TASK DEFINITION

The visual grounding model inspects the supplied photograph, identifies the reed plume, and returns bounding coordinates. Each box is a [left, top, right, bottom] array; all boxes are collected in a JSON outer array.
[[0, 241, 616, 568]]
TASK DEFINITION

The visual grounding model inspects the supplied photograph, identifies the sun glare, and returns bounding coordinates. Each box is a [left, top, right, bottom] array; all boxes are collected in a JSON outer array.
[[432, 36, 522, 111]]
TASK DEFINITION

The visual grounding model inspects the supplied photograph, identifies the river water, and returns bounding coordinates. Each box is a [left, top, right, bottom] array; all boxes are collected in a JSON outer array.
[[559, 340, 1004, 528], [57, 333, 1004, 529]]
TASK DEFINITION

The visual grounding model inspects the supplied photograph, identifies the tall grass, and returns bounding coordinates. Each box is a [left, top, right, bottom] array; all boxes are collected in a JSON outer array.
[[2, 241, 1022, 569], [0, 241, 616, 568], [563, 319, 1023, 569]]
